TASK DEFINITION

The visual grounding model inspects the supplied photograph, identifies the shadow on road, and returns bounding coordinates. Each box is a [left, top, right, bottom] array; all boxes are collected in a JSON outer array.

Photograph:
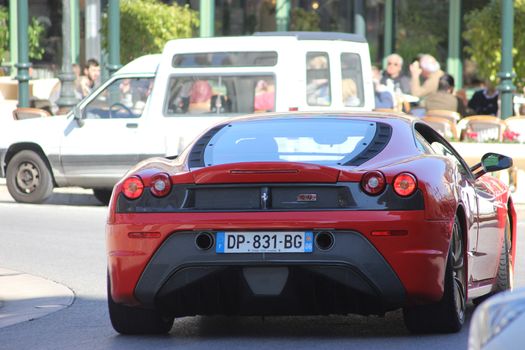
[[0, 191, 104, 206]]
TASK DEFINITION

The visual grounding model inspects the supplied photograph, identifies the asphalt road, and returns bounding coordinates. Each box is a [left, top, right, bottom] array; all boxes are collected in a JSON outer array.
[[0, 187, 523, 350]]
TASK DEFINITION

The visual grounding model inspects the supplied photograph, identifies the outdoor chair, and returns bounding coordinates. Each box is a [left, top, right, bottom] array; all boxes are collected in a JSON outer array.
[[422, 116, 459, 141], [425, 109, 461, 123], [504, 116, 525, 143], [12, 107, 51, 120], [459, 115, 507, 142]]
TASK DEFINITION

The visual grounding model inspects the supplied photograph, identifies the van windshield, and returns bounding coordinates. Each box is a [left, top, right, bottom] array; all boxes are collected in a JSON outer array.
[[165, 75, 276, 115]]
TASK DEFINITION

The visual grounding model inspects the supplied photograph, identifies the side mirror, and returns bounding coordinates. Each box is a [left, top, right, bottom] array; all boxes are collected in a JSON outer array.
[[471, 153, 513, 179], [73, 106, 84, 127]]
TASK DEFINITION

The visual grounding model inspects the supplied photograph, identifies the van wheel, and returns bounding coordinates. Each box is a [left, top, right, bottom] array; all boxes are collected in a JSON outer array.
[[403, 216, 466, 333], [107, 274, 174, 335], [6, 150, 53, 203], [93, 189, 112, 205]]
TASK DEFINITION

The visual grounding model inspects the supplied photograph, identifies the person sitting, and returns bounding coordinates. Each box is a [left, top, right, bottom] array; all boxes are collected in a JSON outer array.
[[409, 54, 444, 99], [342, 78, 360, 107], [468, 80, 499, 116], [422, 74, 465, 116], [381, 53, 411, 94], [188, 80, 212, 113], [306, 55, 330, 106], [254, 79, 275, 112], [372, 65, 394, 109]]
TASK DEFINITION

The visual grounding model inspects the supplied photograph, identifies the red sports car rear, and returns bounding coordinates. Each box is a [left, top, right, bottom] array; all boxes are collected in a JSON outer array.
[[106, 113, 516, 335]]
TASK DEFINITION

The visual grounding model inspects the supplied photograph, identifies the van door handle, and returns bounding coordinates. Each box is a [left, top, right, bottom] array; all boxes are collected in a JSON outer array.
[[126, 123, 138, 128]]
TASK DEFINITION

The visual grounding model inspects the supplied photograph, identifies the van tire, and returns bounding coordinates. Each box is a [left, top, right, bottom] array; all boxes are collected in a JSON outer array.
[[6, 150, 54, 203], [93, 189, 112, 205]]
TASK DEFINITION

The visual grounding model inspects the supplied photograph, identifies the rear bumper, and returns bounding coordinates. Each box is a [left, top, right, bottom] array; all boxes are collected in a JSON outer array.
[[135, 230, 405, 316], [107, 210, 452, 313]]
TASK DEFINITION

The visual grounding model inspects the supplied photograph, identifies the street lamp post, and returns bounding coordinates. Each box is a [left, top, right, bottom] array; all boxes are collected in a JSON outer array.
[[107, 0, 121, 76], [56, 0, 79, 113], [15, 0, 30, 108], [498, 0, 515, 120]]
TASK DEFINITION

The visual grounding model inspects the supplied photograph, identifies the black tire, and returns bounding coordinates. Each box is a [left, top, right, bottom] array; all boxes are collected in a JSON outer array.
[[403, 216, 466, 333], [494, 216, 513, 292], [93, 189, 112, 205], [107, 274, 174, 335], [6, 150, 54, 204]]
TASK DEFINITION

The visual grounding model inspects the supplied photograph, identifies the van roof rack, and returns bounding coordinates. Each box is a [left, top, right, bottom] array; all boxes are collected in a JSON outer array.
[[253, 31, 367, 43]]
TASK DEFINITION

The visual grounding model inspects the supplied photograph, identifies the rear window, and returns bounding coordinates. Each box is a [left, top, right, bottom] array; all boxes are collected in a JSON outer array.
[[172, 52, 278, 67], [201, 118, 380, 166], [165, 75, 275, 115]]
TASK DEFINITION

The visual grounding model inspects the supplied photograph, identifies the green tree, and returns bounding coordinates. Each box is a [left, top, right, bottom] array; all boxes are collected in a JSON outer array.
[[464, 0, 525, 87], [0, 6, 45, 63], [395, 0, 448, 65], [102, 0, 199, 65], [290, 8, 320, 31]]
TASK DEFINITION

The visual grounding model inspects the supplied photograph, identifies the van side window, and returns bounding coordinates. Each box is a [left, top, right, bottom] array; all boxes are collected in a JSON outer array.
[[306, 52, 331, 106], [341, 53, 364, 107], [172, 52, 278, 67], [165, 75, 276, 115], [83, 77, 153, 119]]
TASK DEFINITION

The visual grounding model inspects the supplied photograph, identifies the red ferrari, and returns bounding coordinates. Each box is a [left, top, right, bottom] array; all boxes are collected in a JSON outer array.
[[106, 112, 516, 335]]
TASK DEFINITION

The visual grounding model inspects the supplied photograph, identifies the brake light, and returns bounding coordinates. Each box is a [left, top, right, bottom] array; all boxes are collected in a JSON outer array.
[[122, 176, 144, 199], [150, 173, 172, 197], [361, 171, 386, 195], [393, 173, 417, 197]]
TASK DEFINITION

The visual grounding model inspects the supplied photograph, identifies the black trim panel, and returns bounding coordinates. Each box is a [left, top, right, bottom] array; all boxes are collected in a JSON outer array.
[[116, 182, 424, 213], [134, 230, 405, 315]]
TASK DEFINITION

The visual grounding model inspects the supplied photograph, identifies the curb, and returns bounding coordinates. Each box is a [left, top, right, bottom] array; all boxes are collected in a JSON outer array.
[[0, 268, 75, 329]]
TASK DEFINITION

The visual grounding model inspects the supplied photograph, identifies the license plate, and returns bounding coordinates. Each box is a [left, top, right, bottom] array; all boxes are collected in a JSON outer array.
[[216, 231, 313, 253]]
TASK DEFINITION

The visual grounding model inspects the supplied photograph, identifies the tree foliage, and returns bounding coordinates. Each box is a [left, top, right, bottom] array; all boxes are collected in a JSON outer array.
[[102, 0, 199, 65], [464, 0, 525, 87], [395, 0, 448, 65], [0, 6, 46, 63], [290, 8, 320, 31]]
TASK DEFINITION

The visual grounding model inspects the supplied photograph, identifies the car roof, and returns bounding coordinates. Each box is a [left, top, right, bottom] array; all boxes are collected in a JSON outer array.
[[115, 54, 161, 75], [219, 111, 417, 126]]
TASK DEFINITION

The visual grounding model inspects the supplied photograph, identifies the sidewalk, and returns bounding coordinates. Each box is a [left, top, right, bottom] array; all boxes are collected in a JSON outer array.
[[0, 268, 74, 329]]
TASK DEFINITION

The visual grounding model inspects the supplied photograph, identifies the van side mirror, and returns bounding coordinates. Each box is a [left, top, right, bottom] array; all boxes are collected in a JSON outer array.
[[73, 106, 84, 127], [471, 153, 513, 179]]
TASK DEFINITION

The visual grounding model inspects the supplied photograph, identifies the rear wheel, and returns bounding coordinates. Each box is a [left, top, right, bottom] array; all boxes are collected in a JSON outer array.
[[6, 150, 53, 203], [93, 189, 112, 205], [403, 216, 466, 333], [107, 274, 174, 335]]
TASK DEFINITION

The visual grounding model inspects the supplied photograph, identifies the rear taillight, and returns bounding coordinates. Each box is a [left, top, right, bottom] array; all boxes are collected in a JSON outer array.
[[361, 171, 386, 195], [393, 173, 417, 197], [122, 176, 144, 199], [150, 173, 172, 197]]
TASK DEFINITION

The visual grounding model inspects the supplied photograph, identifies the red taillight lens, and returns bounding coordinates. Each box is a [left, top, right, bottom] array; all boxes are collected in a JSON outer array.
[[393, 173, 417, 197], [150, 173, 172, 197], [361, 171, 386, 195], [122, 176, 144, 199]]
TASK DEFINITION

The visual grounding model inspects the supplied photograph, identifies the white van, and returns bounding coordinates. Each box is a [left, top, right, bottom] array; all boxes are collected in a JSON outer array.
[[0, 32, 374, 204]]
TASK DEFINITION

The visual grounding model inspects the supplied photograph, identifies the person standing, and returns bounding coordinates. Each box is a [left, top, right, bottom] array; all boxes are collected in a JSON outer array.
[[409, 54, 444, 98], [468, 80, 499, 116], [78, 58, 101, 98], [380, 53, 411, 94], [423, 74, 466, 116]]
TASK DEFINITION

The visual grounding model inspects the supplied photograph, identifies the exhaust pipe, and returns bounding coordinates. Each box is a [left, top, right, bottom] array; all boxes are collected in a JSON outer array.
[[315, 231, 334, 251], [195, 232, 214, 250]]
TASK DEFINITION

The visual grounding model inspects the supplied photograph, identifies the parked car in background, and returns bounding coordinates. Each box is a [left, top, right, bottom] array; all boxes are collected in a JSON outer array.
[[469, 288, 525, 350], [106, 111, 515, 334], [0, 32, 374, 204]]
